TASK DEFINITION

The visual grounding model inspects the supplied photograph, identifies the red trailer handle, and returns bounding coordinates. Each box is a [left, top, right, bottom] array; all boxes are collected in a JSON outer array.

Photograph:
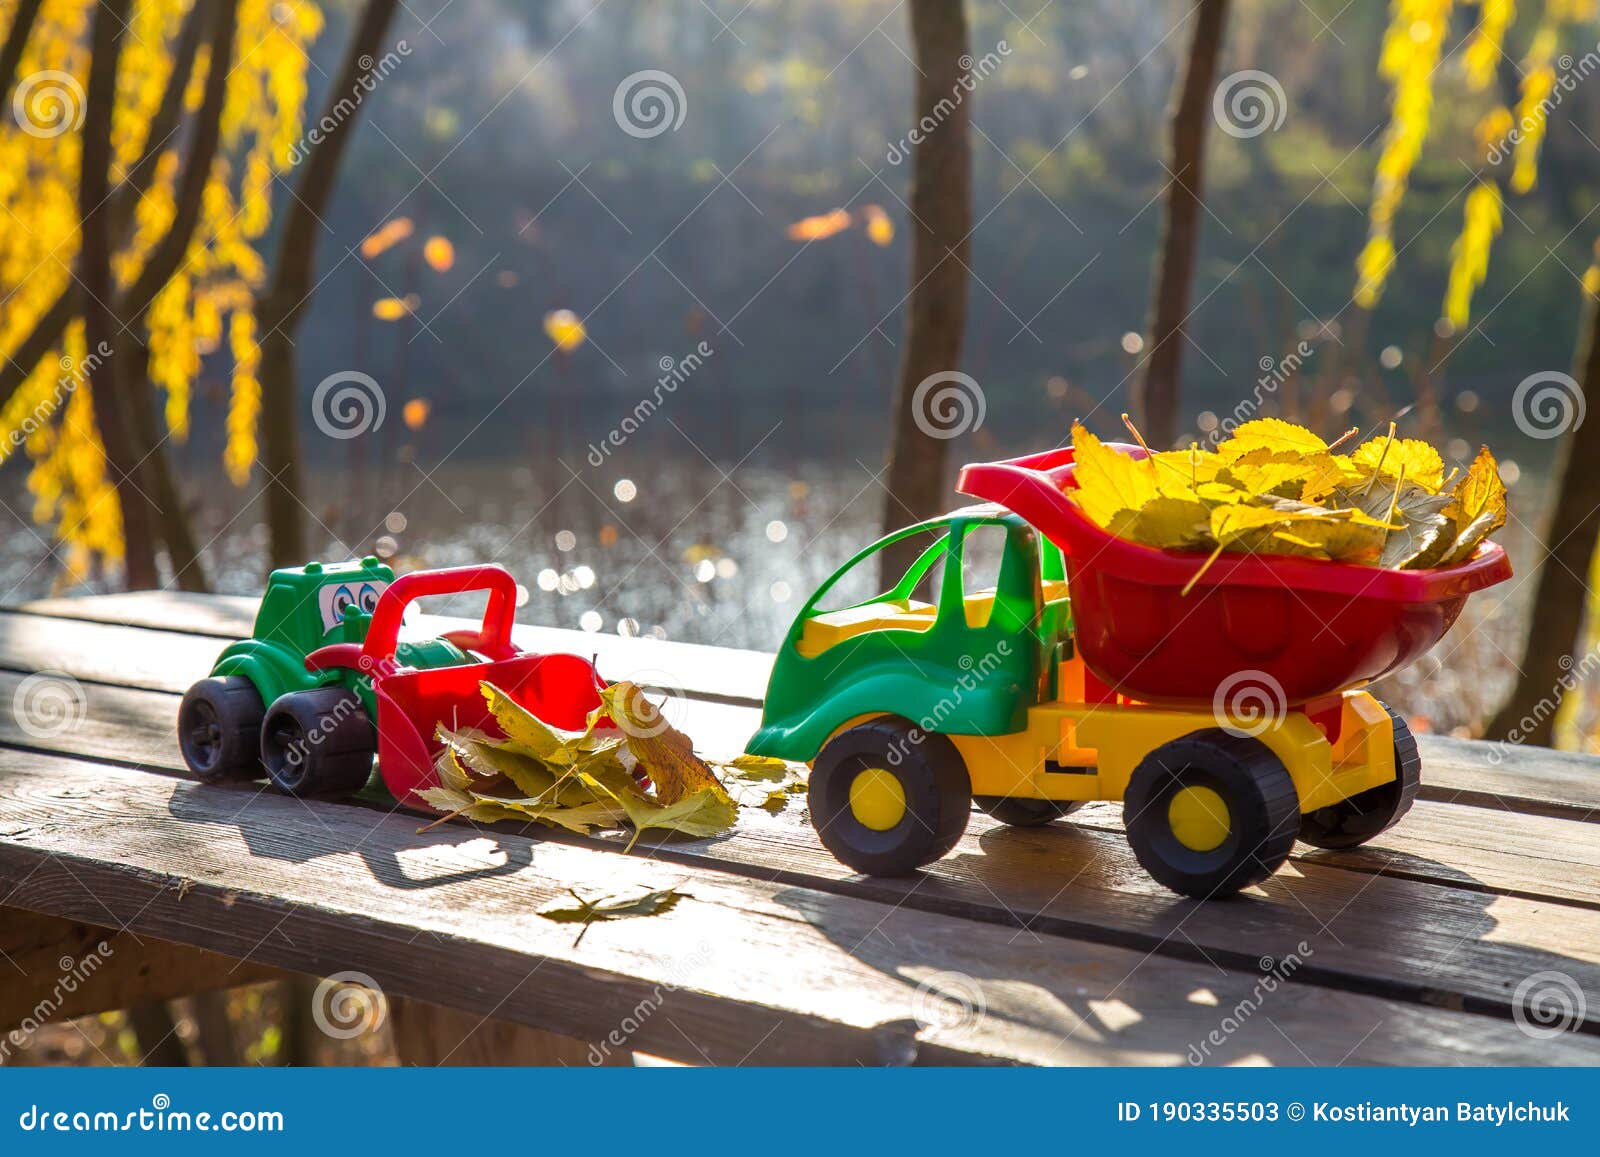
[[306, 565, 522, 677], [365, 565, 520, 668]]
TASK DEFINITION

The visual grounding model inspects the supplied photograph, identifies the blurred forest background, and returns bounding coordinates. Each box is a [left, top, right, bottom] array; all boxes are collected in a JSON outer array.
[[4, 0, 1600, 747]]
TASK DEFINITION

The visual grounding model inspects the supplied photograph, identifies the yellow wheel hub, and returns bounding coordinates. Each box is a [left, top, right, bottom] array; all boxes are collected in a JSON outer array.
[[1167, 785, 1230, 852], [849, 767, 906, 831]]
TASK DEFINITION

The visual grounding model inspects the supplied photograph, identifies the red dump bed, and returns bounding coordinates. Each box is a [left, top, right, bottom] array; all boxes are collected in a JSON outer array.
[[957, 444, 1512, 708]]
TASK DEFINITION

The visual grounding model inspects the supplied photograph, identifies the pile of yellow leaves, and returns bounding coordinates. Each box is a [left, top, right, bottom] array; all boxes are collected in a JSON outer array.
[[1070, 418, 1506, 580], [418, 680, 796, 846]]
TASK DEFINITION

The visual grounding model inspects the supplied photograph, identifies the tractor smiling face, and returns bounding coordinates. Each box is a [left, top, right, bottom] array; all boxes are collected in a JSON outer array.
[[316, 578, 388, 632]]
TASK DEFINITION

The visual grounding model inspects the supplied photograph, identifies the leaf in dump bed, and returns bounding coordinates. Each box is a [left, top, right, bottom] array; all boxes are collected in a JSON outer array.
[[1352, 435, 1445, 493], [1438, 445, 1507, 564], [539, 888, 687, 944], [1150, 447, 1223, 490], [597, 681, 732, 808], [439, 728, 594, 806], [1106, 496, 1211, 550], [482, 682, 622, 767], [1438, 509, 1500, 567], [1217, 418, 1329, 462], [1070, 423, 1158, 527], [1270, 509, 1394, 563]]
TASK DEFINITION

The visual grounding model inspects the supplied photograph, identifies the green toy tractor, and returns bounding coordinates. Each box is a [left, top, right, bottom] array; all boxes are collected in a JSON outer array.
[[177, 557, 476, 796]]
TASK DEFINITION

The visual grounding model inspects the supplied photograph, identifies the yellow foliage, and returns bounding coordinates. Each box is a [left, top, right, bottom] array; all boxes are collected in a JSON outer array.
[[0, 0, 324, 574], [543, 309, 587, 353], [360, 217, 415, 258], [224, 312, 261, 486], [1511, 25, 1559, 194], [786, 208, 852, 241], [1356, 0, 1454, 309], [371, 296, 412, 321], [1463, 0, 1515, 90], [1443, 181, 1503, 327], [1071, 420, 1505, 573], [860, 204, 893, 247], [422, 235, 455, 272]]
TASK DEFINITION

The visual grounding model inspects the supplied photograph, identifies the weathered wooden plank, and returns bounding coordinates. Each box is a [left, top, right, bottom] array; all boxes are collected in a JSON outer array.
[[6, 596, 773, 706], [8, 595, 1597, 820], [9, 669, 1600, 915], [0, 909, 281, 1034], [1415, 734, 1600, 821], [3, 751, 1591, 1065]]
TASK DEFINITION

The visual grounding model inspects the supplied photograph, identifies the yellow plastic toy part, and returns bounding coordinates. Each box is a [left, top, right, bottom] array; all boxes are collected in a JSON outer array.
[[797, 580, 1070, 658], [848, 767, 907, 830]]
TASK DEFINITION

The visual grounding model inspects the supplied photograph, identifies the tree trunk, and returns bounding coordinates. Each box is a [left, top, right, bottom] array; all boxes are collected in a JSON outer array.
[[122, 338, 209, 591], [1485, 293, 1600, 747], [0, 0, 44, 103], [79, 0, 159, 589], [1136, 0, 1229, 449], [879, 0, 972, 586], [259, 0, 402, 570], [0, 0, 209, 417]]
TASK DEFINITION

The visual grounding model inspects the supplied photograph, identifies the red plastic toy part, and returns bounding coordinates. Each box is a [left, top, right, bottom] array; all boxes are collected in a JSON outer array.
[[957, 445, 1512, 708], [306, 565, 605, 810]]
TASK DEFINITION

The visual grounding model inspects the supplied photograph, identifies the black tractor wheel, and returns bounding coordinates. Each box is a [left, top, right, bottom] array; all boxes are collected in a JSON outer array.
[[1124, 729, 1300, 899], [178, 676, 265, 784], [1298, 703, 1422, 850], [260, 688, 376, 800], [810, 718, 971, 876], [974, 795, 1083, 827]]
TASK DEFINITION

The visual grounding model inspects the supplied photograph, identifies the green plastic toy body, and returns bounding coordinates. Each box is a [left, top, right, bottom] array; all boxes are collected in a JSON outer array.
[[209, 557, 468, 717], [748, 506, 1066, 760], [178, 557, 474, 789]]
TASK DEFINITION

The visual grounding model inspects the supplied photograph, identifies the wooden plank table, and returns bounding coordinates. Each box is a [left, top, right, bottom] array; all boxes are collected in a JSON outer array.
[[1, 591, 1598, 1065]]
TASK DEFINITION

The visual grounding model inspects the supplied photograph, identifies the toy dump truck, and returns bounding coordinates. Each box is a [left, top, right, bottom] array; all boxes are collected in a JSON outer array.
[[748, 444, 1510, 898]]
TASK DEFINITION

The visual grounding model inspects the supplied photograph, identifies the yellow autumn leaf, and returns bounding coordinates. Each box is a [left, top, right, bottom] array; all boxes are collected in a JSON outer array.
[[402, 398, 431, 430], [861, 204, 894, 246], [372, 295, 417, 321], [1351, 435, 1445, 492], [1107, 497, 1211, 551], [543, 309, 587, 352], [786, 208, 852, 241], [423, 235, 455, 272], [595, 681, 731, 807], [360, 217, 414, 258], [1070, 423, 1158, 528], [1217, 418, 1330, 462]]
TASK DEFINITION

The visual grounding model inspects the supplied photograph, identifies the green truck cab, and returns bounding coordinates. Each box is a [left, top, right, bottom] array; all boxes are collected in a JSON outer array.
[[178, 557, 473, 793], [748, 507, 1069, 765]]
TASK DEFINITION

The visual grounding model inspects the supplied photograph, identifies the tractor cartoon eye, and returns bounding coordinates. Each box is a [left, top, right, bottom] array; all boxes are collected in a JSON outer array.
[[358, 582, 382, 614]]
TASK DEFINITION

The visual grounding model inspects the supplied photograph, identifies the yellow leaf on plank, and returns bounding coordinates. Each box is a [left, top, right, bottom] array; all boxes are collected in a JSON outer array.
[[1070, 423, 1158, 528]]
